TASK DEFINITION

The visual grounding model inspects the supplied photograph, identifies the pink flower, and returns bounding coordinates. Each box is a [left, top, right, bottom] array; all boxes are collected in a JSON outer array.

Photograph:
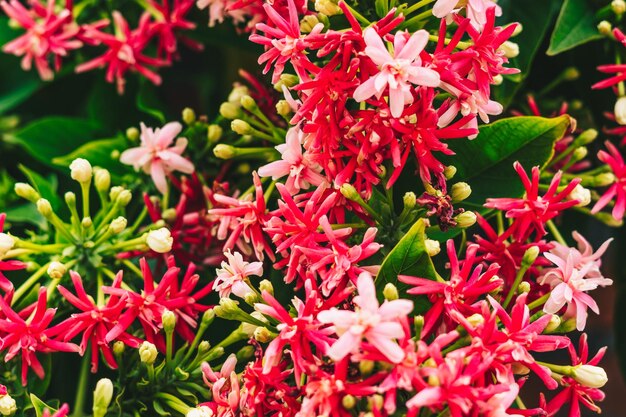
[[201, 354, 241, 415], [592, 28, 626, 90], [546, 231, 612, 280], [214, 249, 263, 298], [591, 141, 626, 220], [42, 404, 70, 417], [484, 161, 581, 242], [75, 11, 167, 93], [1, 0, 82, 80], [353, 28, 440, 118], [0, 213, 26, 292], [120, 121, 194, 194], [433, 0, 502, 30], [540, 248, 613, 331], [317, 272, 413, 363], [258, 126, 326, 194]]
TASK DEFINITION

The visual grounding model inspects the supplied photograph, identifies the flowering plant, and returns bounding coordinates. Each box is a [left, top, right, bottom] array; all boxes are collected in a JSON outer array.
[[0, 0, 625, 416]]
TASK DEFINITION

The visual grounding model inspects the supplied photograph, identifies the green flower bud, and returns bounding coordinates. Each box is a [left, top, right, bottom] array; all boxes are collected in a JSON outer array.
[[576, 129, 598, 145], [383, 283, 399, 301], [95, 168, 111, 192], [36, 199, 53, 218], [545, 314, 561, 333], [0, 391, 17, 416], [563, 67, 580, 81], [139, 341, 158, 364], [92, 378, 114, 417], [213, 144, 237, 159], [342, 395, 356, 410], [598, 20, 612, 35], [126, 127, 140, 141], [276, 100, 292, 117], [359, 360, 375, 376], [14, 182, 40, 202], [612, 0, 626, 15], [522, 245, 540, 266], [220, 102, 242, 120], [82, 217, 93, 229], [47, 261, 66, 279], [70, 158, 93, 184], [339, 183, 360, 201], [454, 211, 476, 228], [450, 182, 471, 203], [253, 327, 273, 343], [113, 341, 125, 356], [109, 217, 127, 234], [182, 107, 196, 125], [231, 119, 253, 135], [573, 365, 608, 388], [259, 279, 274, 295], [162, 309, 177, 333], [594, 173, 616, 187], [500, 41, 519, 58], [569, 184, 591, 207], [517, 281, 531, 294], [443, 165, 457, 180], [300, 14, 321, 33], [403, 192, 417, 209], [228, 85, 249, 104], [240, 95, 257, 112], [207, 124, 223, 143], [117, 190, 132, 207], [315, 0, 341, 15], [425, 239, 441, 256], [492, 74, 504, 85]]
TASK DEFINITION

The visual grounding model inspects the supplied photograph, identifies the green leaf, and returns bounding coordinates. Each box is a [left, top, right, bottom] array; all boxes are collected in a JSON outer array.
[[29, 392, 57, 417], [5, 117, 103, 167], [376, 218, 438, 310], [547, 0, 603, 56], [440, 115, 570, 210], [19, 165, 61, 210], [4, 202, 46, 228], [494, 0, 561, 107], [137, 79, 166, 123], [53, 136, 127, 174]]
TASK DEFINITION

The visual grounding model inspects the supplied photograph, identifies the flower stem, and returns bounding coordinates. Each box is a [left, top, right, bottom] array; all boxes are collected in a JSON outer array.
[[71, 352, 91, 417], [528, 293, 550, 311], [546, 220, 567, 246]]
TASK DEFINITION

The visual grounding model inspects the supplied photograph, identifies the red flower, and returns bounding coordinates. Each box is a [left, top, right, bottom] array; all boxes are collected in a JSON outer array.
[[591, 141, 626, 219], [0, 287, 79, 385]]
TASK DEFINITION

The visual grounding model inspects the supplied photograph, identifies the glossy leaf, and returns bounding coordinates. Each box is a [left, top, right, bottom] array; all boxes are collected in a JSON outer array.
[[547, 0, 602, 56], [19, 165, 61, 210], [53, 136, 127, 175]]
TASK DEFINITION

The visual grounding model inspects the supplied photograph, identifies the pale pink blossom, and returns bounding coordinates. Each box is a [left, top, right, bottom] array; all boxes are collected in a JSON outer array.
[[214, 250, 263, 298], [317, 272, 413, 363], [258, 126, 326, 194], [540, 249, 613, 331], [432, 0, 502, 30], [546, 232, 613, 280], [353, 28, 440, 118], [201, 354, 240, 415], [119, 121, 194, 193]]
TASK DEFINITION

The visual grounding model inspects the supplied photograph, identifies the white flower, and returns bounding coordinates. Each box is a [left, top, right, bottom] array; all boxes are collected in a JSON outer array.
[[70, 158, 93, 183], [573, 365, 608, 388], [0, 393, 17, 416], [0, 233, 15, 258], [146, 228, 173, 253]]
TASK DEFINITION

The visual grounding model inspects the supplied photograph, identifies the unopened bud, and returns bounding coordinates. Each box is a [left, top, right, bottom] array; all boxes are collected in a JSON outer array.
[[116, 190, 132, 206], [109, 186, 122, 202], [231, 119, 252, 135], [615, 96, 626, 125], [139, 341, 158, 364], [569, 184, 591, 207], [47, 261, 66, 279], [82, 217, 93, 229], [576, 129, 598, 145], [425, 239, 441, 256], [563, 67, 580, 81], [109, 217, 127, 234], [207, 124, 223, 143], [36, 199, 52, 217], [572, 146, 588, 162], [594, 173, 616, 187], [201, 309, 215, 327], [0, 233, 15, 258], [612, 0, 626, 15], [94, 169, 111, 192], [340, 183, 360, 201], [598, 20, 612, 35], [443, 165, 457, 180], [259, 279, 274, 295], [240, 96, 257, 112], [215, 297, 242, 319], [198, 340, 211, 353], [342, 394, 356, 410], [0, 392, 17, 416], [182, 107, 196, 124], [146, 228, 173, 253], [512, 23, 523, 37], [403, 192, 417, 209], [244, 291, 260, 305], [545, 314, 561, 333], [359, 360, 375, 375], [455, 211, 476, 228], [253, 327, 273, 343], [92, 378, 114, 417], [517, 281, 531, 294], [493, 74, 504, 85], [522, 245, 540, 266], [126, 127, 140, 141], [561, 318, 577, 332], [300, 14, 320, 33], [70, 158, 93, 183], [370, 395, 384, 411], [213, 144, 237, 159], [65, 192, 76, 209], [451, 182, 471, 203], [186, 406, 214, 417], [276, 100, 292, 117], [113, 341, 125, 356], [228, 85, 249, 104], [14, 182, 39, 202], [219, 102, 242, 120], [595, 212, 624, 227], [500, 41, 519, 58], [383, 283, 399, 301], [573, 365, 608, 388], [315, 0, 341, 15], [162, 309, 177, 333]]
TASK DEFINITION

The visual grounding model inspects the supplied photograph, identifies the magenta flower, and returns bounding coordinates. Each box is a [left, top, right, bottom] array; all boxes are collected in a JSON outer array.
[[258, 126, 326, 195], [75, 11, 167, 93], [120, 121, 194, 194], [592, 28, 626, 90], [484, 161, 581, 242], [42, 404, 70, 417], [317, 272, 413, 363], [353, 27, 440, 118], [0, 214, 25, 292], [214, 249, 263, 298], [201, 354, 240, 415], [0, 287, 79, 385], [591, 141, 626, 220], [1, 0, 82, 80]]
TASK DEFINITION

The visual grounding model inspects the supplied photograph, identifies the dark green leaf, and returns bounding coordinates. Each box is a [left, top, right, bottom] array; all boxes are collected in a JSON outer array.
[[137, 79, 166, 123], [5, 117, 103, 166], [18, 165, 61, 210], [376, 218, 438, 306], [4, 202, 46, 228], [440, 115, 570, 210], [53, 136, 127, 175], [547, 0, 603, 56]]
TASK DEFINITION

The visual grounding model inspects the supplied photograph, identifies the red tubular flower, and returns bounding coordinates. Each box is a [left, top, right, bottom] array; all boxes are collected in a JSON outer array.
[[147, 0, 201, 61], [592, 28, 626, 90], [0, 287, 79, 385], [484, 162, 581, 242], [591, 141, 626, 219]]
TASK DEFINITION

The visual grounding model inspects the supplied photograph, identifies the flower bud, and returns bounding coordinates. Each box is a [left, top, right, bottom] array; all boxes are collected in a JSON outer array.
[[612, 0, 626, 15], [201, 309, 216, 327], [242, 312, 268, 336], [315, 0, 341, 15], [573, 365, 608, 388], [403, 192, 417, 209], [116, 190, 132, 207], [560, 318, 578, 332], [572, 146, 588, 162], [228, 85, 249, 104], [383, 283, 399, 301], [615, 96, 626, 125], [65, 191, 76, 208], [109, 186, 122, 202], [424, 239, 441, 257], [186, 406, 214, 417], [576, 129, 598, 145], [500, 41, 519, 58], [0, 392, 17, 416], [146, 228, 173, 253], [95, 169, 111, 192], [244, 291, 260, 305], [522, 245, 540, 266], [207, 124, 223, 143], [47, 261, 66, 279], [253, 327, 273, 343], [182, 107, 196, 125], [126, 127, 140, 141], [113, 341, 125, 356], [339, 183, 360, 201], [92, 378, 114, 417], [342, 395, 356, 410], [563, 67, 580, 81], [517, 281, 531, 294], [511, 23, 523, 37], [198, 340, 211, 353], [231, 119, 253, 135], [443, 165, 457, 180], [36, 199, 53, 218], [70, 158, 93, 183], [139, 341, 158, 364], [220, 102, 242, 120], [213, 144, 237, 159], [276, 74, 299, 90], [450, 182, 471, 203], [109, 217, 127, 234], [82, 217, 93, 229], [259, 279, 274, 295], [276, 100, 292, 117], [215, 298, 241, 319], [240, 96, 257, 112], [594, 172, 616, 187], [162, 309, 177, 333], [492, 74, 504, 85], [359, 360, 375, 375], [569, 184, 591, 207], [15, 182, 39, 202], [454, 211, 476, 228], [0, 233, 15, 258], [598, 20, 612, 35], [545, 314, 561, 333]]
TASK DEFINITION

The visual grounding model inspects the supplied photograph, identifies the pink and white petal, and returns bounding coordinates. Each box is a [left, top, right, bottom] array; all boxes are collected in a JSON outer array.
[[326, 331, 360, 361], [155, 122, 183, 148], [150, 160, 168, 194]]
